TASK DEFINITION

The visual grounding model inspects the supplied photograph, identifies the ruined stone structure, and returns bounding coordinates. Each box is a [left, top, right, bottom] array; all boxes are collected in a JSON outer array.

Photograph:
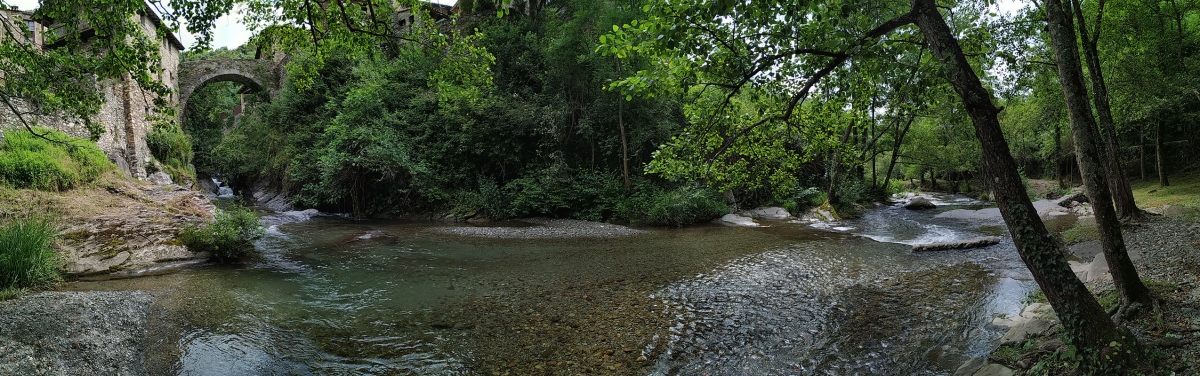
[[1, 6, 283, 180], [178, 58, 284, 111], [0, 7, 183, 179]]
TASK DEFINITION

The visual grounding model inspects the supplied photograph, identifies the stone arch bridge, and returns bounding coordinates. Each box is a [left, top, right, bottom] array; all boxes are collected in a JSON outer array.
[[178, 58, 285, 110]]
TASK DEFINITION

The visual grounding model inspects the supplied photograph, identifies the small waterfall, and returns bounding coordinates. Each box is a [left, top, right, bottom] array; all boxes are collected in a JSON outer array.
[[212, 177, 235, 198]]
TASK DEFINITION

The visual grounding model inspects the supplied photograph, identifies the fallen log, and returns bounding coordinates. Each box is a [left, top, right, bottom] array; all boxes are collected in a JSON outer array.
[[912, 236, 1002, 252]]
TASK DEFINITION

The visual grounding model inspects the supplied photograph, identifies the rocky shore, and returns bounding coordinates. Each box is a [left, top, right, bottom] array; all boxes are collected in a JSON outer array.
[[0, 291, 155, 376], [962, 213, 1200, 375]]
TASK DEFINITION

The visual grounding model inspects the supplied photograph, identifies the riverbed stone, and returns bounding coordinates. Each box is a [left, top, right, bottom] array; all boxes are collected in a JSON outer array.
[[972, 363, 1015, 376], [905, 197, 936, 210], [1080, 253, 1113, 284], [954, 356, 986, 376], [717, 214, 760, 227], [1020, 303, 1054, 320], [747, 207, 791, 220], [999, 317, 1056, 345]]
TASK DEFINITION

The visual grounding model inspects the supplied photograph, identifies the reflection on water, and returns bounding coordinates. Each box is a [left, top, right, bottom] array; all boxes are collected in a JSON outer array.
[[64, 193, 1037, 375]]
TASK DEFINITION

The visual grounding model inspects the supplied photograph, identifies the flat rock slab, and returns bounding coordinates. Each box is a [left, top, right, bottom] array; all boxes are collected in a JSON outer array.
[[912, 236, 1002, 252], [0, 291, 154, 376]]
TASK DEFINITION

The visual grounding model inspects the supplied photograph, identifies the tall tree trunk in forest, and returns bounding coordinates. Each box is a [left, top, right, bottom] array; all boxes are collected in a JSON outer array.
[[827, 121, 855, 205], [1157, 120, 1168, 187], [616, 61, 631, 192], [1043, 0, 1153, 310], [911, 0, 1143, 372], [1070, 0, 1140, 218], [1140, 127, 1147, 181]]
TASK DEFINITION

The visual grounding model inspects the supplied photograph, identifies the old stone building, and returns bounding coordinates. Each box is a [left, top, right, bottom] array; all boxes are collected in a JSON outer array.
[[0, 5, 183, 179]]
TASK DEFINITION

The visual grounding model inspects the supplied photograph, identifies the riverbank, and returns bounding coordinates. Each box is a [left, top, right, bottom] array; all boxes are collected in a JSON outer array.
[[1, 173, 215, 277], [973, 213, 1200, 375]]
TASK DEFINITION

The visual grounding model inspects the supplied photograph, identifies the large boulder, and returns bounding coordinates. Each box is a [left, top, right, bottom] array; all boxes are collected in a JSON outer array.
[[904, 197, 936, 210], [747, 206, 791, 220], [717, 214, 760, 227], [1057, 192, 1089, 207], [147, 171, 173, 186]]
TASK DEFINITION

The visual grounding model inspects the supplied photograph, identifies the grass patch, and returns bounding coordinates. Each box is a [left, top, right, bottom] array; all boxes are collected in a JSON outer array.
[[1025, 289, 1048, 304], [0, 218, 61, 290], [179, 206, 264, 263], [0, 128, 114, 191], [1130, 169, 1200, 209], [1061, 223, 1099, 244], [990, 345, 1023, 365]]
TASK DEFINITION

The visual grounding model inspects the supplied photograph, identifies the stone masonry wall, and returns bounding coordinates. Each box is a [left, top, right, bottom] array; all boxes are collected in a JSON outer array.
[[0, 11, 181, 180]]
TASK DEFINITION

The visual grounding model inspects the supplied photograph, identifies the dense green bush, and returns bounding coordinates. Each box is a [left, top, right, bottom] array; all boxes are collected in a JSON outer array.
[[0, 128, 113, 190], [0, 218, 60, 291], [618, 185, 728, 227], [179, 207, 264, 263], [146, 124, 197, 183]]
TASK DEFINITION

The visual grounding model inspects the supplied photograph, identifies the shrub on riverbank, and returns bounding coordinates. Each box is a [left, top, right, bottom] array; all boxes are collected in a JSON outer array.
[[0, 128, 113, 191], [179, 207, 264, 262], [146, 124, 197, 184], [618, 185, 728, 227], [0, 218, 61, 292]]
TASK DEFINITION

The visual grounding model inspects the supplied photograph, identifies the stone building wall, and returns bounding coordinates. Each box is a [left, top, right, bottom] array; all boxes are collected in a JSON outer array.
[[0, 8, 183, 180]]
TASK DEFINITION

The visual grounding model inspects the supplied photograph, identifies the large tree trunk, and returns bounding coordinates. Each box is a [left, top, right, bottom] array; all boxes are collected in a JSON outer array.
[[911, 0, 1142, 372], [1044, 0, 1153, 309], [1070, 0, 1140, 219], [1157, 120, 1169, 186]]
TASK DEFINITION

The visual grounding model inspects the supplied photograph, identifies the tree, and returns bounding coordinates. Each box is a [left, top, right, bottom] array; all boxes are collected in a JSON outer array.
[[1069, 0, 1141, 218], [1040, 0, 1153, 314], [603, 0, 1144, 371]]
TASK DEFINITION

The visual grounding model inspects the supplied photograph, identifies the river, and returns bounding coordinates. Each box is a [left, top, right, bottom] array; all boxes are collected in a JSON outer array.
[[63, 193, 1040, 375]]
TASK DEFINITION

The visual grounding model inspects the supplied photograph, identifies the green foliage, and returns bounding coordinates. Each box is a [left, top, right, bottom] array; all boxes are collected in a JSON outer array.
[[146, 124, 197, 183], [642, 186, 728, 227], [179, 207, 264, 263], [0, 218, 60, 291], [0, 128, 113, 191], [1062, 223, 1100, 244]]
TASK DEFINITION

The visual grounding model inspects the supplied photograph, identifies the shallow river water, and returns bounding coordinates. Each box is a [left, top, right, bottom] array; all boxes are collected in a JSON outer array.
[[65, 194, 1041, 375]]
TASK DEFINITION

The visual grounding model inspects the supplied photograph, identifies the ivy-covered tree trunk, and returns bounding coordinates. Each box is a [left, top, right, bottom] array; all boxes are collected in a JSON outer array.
[[1043, 0, 1153, 309], [1070, 0, 1140, 219], [910, 0, 1143, 372]]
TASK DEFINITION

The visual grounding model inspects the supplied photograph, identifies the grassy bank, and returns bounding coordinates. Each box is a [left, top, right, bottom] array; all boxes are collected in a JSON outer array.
[[0, 218, 60, 300], [1130, 169, 1200, 209]]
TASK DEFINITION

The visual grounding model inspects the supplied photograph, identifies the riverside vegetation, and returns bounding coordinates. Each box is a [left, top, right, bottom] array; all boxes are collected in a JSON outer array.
[[3, 0, 1200, 374]]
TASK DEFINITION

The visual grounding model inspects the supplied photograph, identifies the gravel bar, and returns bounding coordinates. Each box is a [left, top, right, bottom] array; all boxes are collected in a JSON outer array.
[[428, 218, 650, 239], [0, 291, 154, 376]]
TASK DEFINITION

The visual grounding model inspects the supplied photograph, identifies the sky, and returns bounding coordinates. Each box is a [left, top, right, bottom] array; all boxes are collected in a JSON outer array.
[[8, 0, 1024, 51]]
